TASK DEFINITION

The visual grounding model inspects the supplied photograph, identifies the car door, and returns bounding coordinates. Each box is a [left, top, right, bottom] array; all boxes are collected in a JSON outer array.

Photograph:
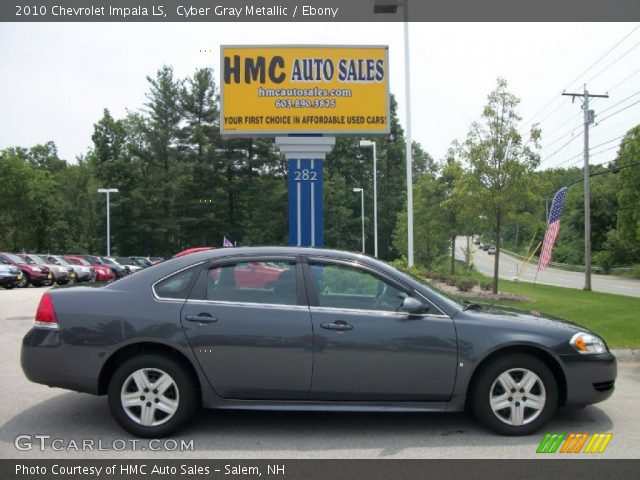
[[305, 259, 458, 402], [180, 257, 314, 400]]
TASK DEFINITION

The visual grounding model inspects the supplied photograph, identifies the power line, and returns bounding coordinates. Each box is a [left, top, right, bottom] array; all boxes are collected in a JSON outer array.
[[597, 98, 640, 124], [561, 143, 622, 169], [584, 39, 640, 85], [540, 119, 582, 151], [541, 131, 583, 164], [597, 89, 640, 115], [606, 65, 640, 93], [524, 25, 640, 128], [567, 25, 640, 91]]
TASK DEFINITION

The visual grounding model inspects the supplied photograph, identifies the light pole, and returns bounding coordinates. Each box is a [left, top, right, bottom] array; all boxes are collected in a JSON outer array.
[[353, 188, 365, 254], [374, 0, 414, 266], [359, 140, 378, 258], [97, 188, 118, 257]]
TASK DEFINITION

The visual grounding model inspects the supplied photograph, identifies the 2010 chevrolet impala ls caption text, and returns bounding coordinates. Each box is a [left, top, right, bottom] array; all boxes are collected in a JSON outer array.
[[21, 247, 616, 437]]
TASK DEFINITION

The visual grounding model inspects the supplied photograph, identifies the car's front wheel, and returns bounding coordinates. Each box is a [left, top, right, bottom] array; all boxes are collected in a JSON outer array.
[[471, 353, 558, 436], [17, 273, 30, 288], [108, 354, 198, 438]]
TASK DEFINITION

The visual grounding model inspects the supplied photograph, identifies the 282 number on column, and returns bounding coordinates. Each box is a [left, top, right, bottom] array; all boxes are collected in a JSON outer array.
[[293, 169, 317, 181]]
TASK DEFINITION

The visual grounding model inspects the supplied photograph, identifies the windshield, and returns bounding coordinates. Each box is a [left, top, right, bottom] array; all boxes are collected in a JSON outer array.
[[133, 257, 152, 267], [50, 256, 70, 266], [116, 258, 134, 266], [100, 257, 115, 265], [67, 257, 91, 266], [3, 253, 24, 264], [32, 255, 52, 265]]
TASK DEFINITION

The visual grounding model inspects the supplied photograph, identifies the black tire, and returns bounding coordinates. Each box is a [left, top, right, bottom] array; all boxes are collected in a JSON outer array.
[[108, 353, 198, 438], [471, 353, 558, 436], [17, 272, 30, 288]]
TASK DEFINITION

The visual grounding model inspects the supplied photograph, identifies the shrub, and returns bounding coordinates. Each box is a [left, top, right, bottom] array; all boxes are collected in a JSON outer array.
[[445, 275, 458, 286], [592, 251, 614, 274], [480, 281, 492, 291], [456, 278, 477, 292]]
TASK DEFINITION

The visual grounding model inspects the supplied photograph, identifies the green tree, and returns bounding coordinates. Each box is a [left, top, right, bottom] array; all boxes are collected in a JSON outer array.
[[459, 78, 541, 293], [615, 125, 640, 261]]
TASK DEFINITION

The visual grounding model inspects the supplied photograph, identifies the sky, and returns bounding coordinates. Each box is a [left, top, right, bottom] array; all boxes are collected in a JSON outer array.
[[1, 22, 639, 170]]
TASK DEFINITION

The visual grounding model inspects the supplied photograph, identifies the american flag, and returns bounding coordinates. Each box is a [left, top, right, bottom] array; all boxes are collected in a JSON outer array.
[[538, 187, 568, 271], [223, 236, 234, 248]]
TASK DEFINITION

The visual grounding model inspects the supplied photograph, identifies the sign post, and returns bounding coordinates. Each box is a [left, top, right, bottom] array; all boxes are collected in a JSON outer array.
[[220, 45, 389, 248]]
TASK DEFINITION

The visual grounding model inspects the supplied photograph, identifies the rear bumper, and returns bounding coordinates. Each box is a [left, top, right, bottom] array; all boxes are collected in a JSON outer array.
[[560, 352, 617, 406], [21, 327, 100, 394]]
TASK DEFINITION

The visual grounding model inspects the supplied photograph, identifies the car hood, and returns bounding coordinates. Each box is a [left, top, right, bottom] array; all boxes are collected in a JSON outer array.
[[459, 303, 592, 336]]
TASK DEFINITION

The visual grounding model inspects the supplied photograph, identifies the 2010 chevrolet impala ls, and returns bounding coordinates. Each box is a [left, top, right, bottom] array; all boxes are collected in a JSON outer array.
[[21, 247, 616, 437]]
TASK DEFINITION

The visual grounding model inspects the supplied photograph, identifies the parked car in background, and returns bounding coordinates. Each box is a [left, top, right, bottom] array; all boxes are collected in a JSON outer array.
[[173, 247, 214, 258], [43, 255, 94, 283], [0, 262, 22, 289], [114, 257, 144, 273], [128, 256, 154, 269], [0, 252, 51, 288], [81, 255, 128, 278], [20, 253, 75, 285], [488, 247, 496, 255], [481, 244, 490, 251], [64, 255, 115, 282], [21, 247, 616, 438], [100, 257, 132, 276], [147, 257, 165, 264]]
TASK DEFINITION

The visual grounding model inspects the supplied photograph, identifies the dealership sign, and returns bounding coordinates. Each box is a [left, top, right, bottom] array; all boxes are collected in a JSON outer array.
[[220, 45, 390, 136]]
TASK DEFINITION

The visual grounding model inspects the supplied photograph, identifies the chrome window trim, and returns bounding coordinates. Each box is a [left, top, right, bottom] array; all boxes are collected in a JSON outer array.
[[184, 298, 310, 311], [309, 305, 449, 318], [152, 262, 205, 301]]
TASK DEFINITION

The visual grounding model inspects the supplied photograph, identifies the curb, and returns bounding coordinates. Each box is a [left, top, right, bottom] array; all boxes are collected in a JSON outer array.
[[611, 349, 640, 362]]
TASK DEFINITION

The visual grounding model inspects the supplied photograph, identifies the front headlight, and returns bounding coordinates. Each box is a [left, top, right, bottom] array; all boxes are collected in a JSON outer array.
[[570, 332, 607, 354]]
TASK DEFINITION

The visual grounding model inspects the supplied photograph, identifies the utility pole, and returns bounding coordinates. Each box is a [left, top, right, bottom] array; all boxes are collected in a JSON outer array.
[[562, 85, 608, 291]]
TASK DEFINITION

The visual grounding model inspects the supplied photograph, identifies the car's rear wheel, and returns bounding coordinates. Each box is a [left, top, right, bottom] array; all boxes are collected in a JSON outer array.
[[471, 354, 558, 436], [108, 354, 198, 438]]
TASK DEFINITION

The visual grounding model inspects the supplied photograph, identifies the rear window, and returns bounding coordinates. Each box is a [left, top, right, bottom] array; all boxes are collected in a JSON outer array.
[[154, 266, 200, 299]]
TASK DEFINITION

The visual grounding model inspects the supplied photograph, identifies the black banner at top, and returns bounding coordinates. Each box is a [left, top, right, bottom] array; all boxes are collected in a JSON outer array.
[[2, 0, 640, 22]]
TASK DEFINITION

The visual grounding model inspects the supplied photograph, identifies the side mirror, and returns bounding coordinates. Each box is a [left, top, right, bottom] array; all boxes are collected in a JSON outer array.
[[400, 296, 429, 316]]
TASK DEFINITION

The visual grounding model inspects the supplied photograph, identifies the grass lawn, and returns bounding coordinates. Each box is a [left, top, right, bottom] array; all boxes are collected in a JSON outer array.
[[461, 277, 640, 349]]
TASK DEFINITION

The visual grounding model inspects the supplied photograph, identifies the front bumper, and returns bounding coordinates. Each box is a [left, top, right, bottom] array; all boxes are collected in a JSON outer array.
[[0, 274, 20, 287], [560, 351, 617, 406]]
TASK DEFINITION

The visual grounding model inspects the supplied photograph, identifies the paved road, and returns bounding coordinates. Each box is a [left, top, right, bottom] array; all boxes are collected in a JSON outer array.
[[1, 287, 638, 459], [456, 237, 640, 298]]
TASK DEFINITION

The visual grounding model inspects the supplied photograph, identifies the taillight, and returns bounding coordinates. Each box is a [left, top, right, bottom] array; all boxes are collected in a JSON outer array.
[[35, 292, 58, 328]]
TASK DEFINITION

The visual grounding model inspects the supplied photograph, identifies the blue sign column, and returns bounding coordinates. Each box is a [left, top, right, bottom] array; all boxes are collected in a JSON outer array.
[[288, 158, 323, 247], [275, 137, 335, 248]]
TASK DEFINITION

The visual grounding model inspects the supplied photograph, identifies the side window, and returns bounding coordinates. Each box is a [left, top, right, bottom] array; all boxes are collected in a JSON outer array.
[[311, 263, 407, 312], [154, 266, 199, 299], [206, 261, 297, 306]]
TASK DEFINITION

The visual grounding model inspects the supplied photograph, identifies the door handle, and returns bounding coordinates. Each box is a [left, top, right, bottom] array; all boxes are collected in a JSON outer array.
[[320, 321, 353, 331], [184, 314, 217, 324]]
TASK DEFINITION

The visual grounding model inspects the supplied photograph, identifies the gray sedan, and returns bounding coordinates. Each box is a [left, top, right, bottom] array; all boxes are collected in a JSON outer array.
[[21, 247, 616, 438]]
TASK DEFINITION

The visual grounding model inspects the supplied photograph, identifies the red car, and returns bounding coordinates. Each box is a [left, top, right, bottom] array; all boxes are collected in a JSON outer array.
[[234, 262, 286, 288], [173, 247, 214, 258], [0, 252, 52, 288], [64, 255, 115, 282]]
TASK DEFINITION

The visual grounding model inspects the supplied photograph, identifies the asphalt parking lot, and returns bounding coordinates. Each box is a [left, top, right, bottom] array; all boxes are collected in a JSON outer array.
[[1, 287, 638, 459]]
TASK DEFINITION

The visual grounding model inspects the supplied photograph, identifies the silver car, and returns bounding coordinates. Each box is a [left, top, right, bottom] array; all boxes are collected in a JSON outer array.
[[43, 255, 94, 283]]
